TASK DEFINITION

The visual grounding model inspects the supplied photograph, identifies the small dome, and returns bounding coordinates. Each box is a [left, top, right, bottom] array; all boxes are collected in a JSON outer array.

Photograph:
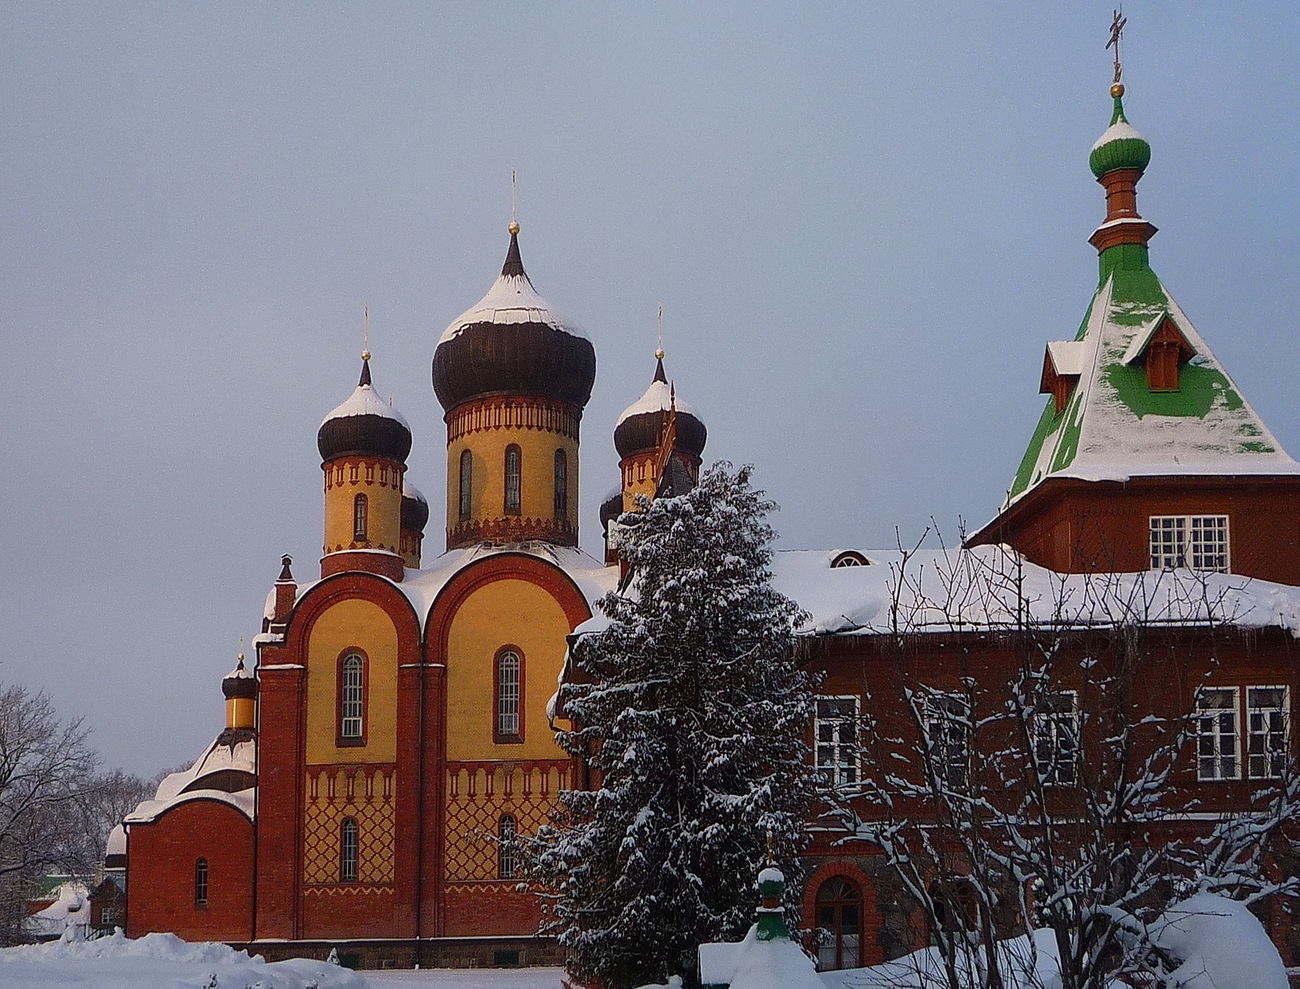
[[613, 357, 707, 461], [401, 480, 430, 533], [599, 487, 623, 533], [317, 359, 413, 463], [222, 655, 256, 701], [433, 229, 597, 412], [1089, 91, 1151, 178]]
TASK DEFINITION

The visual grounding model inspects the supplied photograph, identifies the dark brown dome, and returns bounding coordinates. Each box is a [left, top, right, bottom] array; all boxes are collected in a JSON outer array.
[[432, 231, 596, 413], [401, 481, 430, 533], [317, 360, 413, 463], [613, 357, 707, 461]]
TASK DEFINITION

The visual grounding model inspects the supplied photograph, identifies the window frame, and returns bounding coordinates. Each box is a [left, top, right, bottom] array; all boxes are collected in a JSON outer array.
[[553, 448, 568, 519], [459, 449, 473, 521], [504, 445, 522, 515], [336, 649, 369, 747], [1032, 690, 1078, 787], [498, 813, 518, 880], [815, 876, 862, 971], [194, 857, 209, 909], [340, 818, 359, 883], [353, 493, 368, 541], [814, 695, 860, 787], [494, 646, 525, 744], [1246, 685, 1290, 780], [1195, 686, 1241, 782], [1149, 515, 1230, 573], [923, 693, 971, 789]]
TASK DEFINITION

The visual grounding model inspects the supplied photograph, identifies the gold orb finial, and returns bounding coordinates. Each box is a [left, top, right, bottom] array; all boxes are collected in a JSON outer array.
[[361, 349, 371, 362], [655, 348, 665, 361], [1111, 82, 1125, 98], [508, 220, 520, 236]]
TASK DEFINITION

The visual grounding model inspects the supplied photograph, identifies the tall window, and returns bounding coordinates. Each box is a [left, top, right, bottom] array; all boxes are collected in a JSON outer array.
[[1032, 691, 1078, 786], [1196, 687, 1240, 780], [815, 696, 859, 786], [459, 449, 472, 521], [496, 649, 522, 741], [194, 858, 208, 908], [340, 652, 365, 741], [1247, 686, 1289, 779], [504, 445, 522, 514], [353, 493, 368, 540], [924, 693, 970, 788], [1149, 515, 1230, 572], [815, 877, 861, 971], [553, 449, 568, 519], [499, 814, 518, 879], [340, 819, 358, 882]]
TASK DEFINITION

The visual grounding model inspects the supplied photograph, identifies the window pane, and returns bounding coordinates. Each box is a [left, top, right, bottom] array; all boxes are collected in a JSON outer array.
[[814, 696, 859, 786], [498, 651, 521, 736], [459, 450, 473, 520], [340, 820, 358, 882], [1195, 687, 1239, 780], [341, 655, 364, 738], [505, 447, 521, 513], [554, 450, 567, 518], [1033, 692, 1077, 785], [1247, 686, 1288, 779]]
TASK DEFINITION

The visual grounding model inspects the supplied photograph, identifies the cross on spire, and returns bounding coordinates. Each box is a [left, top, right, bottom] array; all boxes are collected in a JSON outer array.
[[656, 303, 664, 360], [509, 168, 520, 235], [1107, 9, 1127, 85], [362, 304, 371, 362]]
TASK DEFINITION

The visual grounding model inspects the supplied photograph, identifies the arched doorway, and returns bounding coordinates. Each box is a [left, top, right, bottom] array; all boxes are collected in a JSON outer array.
[[816, 875, 862, 970]]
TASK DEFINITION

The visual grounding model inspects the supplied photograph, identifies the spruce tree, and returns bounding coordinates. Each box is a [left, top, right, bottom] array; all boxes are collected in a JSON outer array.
[[535, 463, 817, 989]]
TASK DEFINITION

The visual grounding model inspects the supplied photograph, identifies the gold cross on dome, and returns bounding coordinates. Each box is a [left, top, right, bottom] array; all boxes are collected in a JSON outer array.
[[1107, 10, 1127, 85]]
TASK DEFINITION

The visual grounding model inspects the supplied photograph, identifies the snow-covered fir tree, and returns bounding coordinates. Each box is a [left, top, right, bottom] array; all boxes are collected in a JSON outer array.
[[534, 463, 818, 989]]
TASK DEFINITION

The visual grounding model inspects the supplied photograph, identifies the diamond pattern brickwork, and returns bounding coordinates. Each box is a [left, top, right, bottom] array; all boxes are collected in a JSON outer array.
[[444, 761, 569, 881], [302, 765, 396, 886]]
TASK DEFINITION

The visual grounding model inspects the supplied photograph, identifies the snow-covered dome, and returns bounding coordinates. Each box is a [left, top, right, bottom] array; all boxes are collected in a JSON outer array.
[[401, 479, 429, 533], [614, 356, 707, 461], [317, 358, 413, 463], [1089, 86, 1151, 178], [222, 654, 256, 701], [432, 226, 597, 412]]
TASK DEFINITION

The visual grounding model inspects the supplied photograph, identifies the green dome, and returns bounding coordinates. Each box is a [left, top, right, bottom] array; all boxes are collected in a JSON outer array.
[[1089, 93, 1151, 178]]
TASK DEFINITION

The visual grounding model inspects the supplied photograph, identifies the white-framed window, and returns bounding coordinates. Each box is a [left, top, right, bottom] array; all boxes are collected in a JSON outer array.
[[924, 693, 970, 789], [1247, 686, 1289, 779], [815, 696, 860, 786], [497, 650, 521, 739], [1032, 691, 1078, 786], [1195, 687, 1240, 781], [499, 814, 518, 879], [340, 818, 359, 882], [341, 653, 364, 739], [1149, 515, 1230, 572]]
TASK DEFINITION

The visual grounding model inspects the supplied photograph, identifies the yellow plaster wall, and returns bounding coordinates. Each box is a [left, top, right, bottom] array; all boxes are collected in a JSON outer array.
[[305, 598, 399, 765], [323, 457, 404, 556], [445, 578, 572, 762], [621, 452, 659, 513], [446, 429, 578, 534]]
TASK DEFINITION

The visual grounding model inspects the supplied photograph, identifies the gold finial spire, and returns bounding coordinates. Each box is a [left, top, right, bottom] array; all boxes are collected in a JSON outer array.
[[362, 304, 371, 362], [765, 829, 774, 868], [1107, 9, 1127, 93], [655, 303, 665, 361], [508, 168, 520, 236], [238, 635, 245, 666]]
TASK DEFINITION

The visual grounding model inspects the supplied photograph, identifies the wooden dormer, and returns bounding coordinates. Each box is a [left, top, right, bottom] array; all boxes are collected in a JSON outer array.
[[1122, 313, 1195, 392], [1039, 341, 1086, 416]]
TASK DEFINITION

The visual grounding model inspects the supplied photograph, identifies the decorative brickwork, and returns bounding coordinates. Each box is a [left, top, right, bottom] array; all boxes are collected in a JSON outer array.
[[447, 398, 581, 443], [302, 765, 397, 886], [443, 761, 568, 881]]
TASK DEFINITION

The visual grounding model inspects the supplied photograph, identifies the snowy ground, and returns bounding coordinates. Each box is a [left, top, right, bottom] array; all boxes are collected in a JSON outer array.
[[365, 970, 564, 988]]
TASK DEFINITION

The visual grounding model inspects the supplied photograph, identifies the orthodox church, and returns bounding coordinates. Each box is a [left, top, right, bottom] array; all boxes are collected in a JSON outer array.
[[120, 67, 1300, 972]]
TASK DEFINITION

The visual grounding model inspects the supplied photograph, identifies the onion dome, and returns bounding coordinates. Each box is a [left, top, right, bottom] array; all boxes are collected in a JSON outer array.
[[222, 654, 256, 702], [1089, 85, 1151, 178], [599, 486, 623, 532], [401, 479, 430, 533], [317, 358, 413, 463], [613, 355, 707, 460], [432, 226, 597, 412]]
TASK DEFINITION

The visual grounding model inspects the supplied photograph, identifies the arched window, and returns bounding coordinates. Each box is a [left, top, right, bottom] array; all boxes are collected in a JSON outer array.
[[504, 445, 522, 514], [353, 493, 368, 540], [553, 449, 568, 518], [340, 818, 358, 882], [459, 449, 473, 521], [499, 814, 518, 879], [815, 876, 862, 971], [339, 652, 366, 744], [194, 858, 209, 908], [495, 648, 523, 742]]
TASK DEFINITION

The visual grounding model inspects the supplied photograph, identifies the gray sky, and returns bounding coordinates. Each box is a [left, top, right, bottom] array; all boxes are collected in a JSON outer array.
[[3, 3, 1298, 777]]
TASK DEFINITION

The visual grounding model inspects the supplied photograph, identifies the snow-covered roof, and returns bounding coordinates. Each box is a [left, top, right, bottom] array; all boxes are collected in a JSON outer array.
[[1004, 272, 1300, 509], [319, 381, 410, 429], [616, 377, 695, 425], [402, 479, 426, 502], [105, 825, 126, 859], [1091, 118, 1146, 151], [438, 269, 586, 344], [1045, 340, 1086, 377], [125, 734, 257, 825], [23, 883, 89, 940]]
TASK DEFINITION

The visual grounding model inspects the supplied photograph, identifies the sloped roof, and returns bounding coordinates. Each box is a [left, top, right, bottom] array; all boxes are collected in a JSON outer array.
[[1005, 265, 1300, 509]]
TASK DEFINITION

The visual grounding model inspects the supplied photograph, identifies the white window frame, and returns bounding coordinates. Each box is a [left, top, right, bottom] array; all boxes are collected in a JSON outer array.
[[1246, 685, 1289, 780], [1032, 691, 1078, 787], [815, 695, 860, 787], [1149, 515, 1230, 572], [497, 650, 521, 738], [499, 814, 518, 880], [924, 693, 970, 789], [1195, 687, 1241, 781], [340, 654, 364, 739]]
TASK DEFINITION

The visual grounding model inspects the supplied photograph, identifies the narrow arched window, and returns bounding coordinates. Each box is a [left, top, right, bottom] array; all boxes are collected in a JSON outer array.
[[496, 649, 522, 741], [504, 445, 522, 514], [353, 493, 368, 540], [340, 818, 358, 882], [340, 653, 365, 741], [459, 449, 472, 521], [553, 449, 568, 519], [499, 814, 518, 879], [194, 858, 209, 908], [815, 876, 862, 971]]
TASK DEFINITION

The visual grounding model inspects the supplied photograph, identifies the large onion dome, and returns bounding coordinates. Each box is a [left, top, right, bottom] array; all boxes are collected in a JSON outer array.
[[614, 356, 707, 460], [317, 358, 413, 463], [401, 479, 429, 533], [432, 227, 597, 412], [1089, 86, 1151, 178]]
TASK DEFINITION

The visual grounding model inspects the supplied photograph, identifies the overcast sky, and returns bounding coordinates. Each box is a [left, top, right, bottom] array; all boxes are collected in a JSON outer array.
[[3, 3, 1298, 777]]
